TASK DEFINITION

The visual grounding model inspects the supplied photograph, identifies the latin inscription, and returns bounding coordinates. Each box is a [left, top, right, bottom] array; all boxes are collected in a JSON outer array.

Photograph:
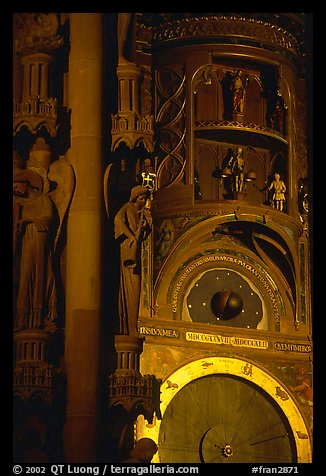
[[139, 326, 179, 338], [138, 326, 312, 354], [274, 342, 312, 353], [185, 331, 269, 349]]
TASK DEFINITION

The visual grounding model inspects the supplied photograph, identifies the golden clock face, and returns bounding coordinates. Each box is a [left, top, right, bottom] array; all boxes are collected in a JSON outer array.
[[158, 374, 296, 463]]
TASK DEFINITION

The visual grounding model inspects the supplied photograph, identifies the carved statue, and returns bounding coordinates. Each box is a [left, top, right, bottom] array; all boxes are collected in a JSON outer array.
[[113, 185, 151, 336], [230, 70, 249, 114], [13, 157, 75, 331], [229, 147, 245, 192], [268, 172, 286, 211], [156, 220, 174, 263], [270, 93, 287, 134]]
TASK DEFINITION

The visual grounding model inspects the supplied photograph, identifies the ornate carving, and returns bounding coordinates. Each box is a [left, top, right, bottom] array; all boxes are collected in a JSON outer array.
[[14, 362, 59, 402], [15, 13, 63, 54], [153, 16, 300, 57], [170, 253, 282, 330], [155, 66, 186, 188], [108, 335, 162, 444], [111, 63, 154, 152], [13, 98, 59, 138], [111, 113, 154, 151], [194, 118, 287, 142]]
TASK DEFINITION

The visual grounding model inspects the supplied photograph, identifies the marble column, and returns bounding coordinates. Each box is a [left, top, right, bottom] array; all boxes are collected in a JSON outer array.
[[64, 13, 103, 463]]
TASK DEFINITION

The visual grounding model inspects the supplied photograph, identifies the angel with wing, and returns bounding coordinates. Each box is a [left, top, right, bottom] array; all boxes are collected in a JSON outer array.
[[13, 156, 75, 332]]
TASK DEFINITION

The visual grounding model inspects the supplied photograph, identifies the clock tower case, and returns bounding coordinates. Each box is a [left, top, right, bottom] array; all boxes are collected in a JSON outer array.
[[132, 13, 312, 463]]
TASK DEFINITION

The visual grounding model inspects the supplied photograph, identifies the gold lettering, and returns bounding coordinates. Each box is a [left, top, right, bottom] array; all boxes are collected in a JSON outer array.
[[274, 342, 312, 353], [139, 326, 179, 338], [186, 332, 267, 349]]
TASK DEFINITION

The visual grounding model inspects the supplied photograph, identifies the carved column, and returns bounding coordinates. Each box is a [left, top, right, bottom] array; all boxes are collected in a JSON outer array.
[[63, 13, 103, 463], [13, 14, 68, 463], [111, 62, 154, 152]]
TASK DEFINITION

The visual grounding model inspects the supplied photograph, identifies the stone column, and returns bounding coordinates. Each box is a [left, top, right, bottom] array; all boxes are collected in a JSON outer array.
[[64, 13, 103, 463]]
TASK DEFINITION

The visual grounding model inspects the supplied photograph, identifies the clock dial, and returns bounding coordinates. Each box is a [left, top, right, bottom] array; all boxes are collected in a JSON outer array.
[[158, 375, 296, 463], [185, 269, 265, 329]]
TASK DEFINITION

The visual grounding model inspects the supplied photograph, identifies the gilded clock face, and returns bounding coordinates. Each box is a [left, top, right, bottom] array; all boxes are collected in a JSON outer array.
[[158, 374, 296, 463]]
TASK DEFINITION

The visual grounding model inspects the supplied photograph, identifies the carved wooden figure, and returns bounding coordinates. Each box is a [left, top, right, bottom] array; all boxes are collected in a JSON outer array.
[[268, 172, 286, 211], [230, 70, 249, 114]]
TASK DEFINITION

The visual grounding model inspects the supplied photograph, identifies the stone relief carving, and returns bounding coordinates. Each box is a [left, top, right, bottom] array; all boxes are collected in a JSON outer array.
[[13, 156, 75, 331], [15, 13, 63, 53]]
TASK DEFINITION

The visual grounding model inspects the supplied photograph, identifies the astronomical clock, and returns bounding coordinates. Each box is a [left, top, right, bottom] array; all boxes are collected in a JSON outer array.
[[12, 13, 312, 464]]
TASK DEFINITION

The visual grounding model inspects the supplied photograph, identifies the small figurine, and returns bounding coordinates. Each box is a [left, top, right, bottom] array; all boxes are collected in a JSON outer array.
[[229, 147, 245, 192], [230, 70, 249, 114], [140, 158, 156, 192], [270, 93, 287, 134], [268, 172, 286, 211]]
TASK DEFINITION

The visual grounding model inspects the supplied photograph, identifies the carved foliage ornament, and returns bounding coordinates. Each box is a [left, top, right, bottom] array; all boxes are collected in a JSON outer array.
[[15, 13, 64, 54]]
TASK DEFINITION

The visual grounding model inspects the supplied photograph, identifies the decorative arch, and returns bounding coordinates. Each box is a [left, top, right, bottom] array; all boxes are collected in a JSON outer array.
[[245, 75, 264, 124], [154, 212, 300, 329]]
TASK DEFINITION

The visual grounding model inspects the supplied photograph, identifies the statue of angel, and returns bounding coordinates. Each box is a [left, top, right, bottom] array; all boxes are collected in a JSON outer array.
[[13, 157, 75, 331]]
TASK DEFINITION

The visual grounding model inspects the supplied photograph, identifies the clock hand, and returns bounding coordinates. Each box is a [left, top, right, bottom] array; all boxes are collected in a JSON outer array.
[[249, 433, 288, 446]]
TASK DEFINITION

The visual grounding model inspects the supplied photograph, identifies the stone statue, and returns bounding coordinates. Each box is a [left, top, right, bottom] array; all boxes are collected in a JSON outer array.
[[13, 157, 75, 331], [268, 172, 286, 211], [13, 169, 57, 331], [114, 185, 151, 336]]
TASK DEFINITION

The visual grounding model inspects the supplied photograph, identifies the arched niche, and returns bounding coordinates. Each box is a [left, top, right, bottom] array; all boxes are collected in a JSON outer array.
[[193, 65, 221, 122], [244, 75, 265, 125], [194, 142, 220, 200]]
